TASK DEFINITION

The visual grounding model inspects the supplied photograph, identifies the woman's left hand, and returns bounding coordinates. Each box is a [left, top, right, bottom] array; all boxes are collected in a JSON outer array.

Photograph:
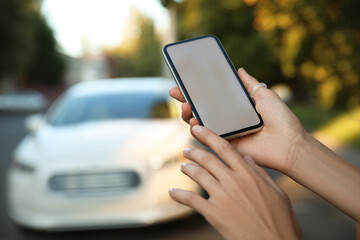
[[169, 125, 302, 240]]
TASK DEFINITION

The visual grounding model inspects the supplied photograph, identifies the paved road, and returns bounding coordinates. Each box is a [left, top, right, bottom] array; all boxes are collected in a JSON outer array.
[[0, 113, 357, 240]]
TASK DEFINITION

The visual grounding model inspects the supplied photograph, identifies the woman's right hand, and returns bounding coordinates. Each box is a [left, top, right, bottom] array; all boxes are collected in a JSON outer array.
[[169, 68, 307, 175], [169, 125, 302, 240]]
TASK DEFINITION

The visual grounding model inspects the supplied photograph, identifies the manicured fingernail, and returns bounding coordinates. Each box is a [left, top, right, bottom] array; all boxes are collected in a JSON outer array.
[[181, 163, 188, 170], [168, 188, 177, 194], [183, 147, 191, 156], [192, 125, 202, 134], [244, 155, 255, 166]]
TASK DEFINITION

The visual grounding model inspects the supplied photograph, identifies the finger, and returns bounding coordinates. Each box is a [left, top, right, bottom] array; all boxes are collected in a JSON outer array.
[[191, 125, 250, 172], [238, 68, 259, 94], [168, 188, 208, 215], [169, 87, 186, 102], [238, 68, 268, 100], [181, 163, 221, 195], [254, 165, 286, 195], [183, 147, 231, 182], [181, 102, 193, 123], [243, 155, 283, 193], [189, 118, 199, 129]]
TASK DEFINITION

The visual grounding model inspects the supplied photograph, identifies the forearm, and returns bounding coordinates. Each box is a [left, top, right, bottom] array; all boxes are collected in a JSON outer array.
[[289, 132, 360, 220]]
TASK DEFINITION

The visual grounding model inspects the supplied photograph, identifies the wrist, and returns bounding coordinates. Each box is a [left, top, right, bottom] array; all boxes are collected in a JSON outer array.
[[283, 129, 360, 220], [285, 129, 311, 177]]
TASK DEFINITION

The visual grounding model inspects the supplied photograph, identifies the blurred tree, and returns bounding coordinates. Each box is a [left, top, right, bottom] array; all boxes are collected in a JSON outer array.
[[0, 0, 65, 88], [163, 0, 360, 109], [162, 0, 283, 88], [104, 9, 161, 77], [25, 13, 65, 87], [0, 0, 34, 80], [253, 0, 360, 109]]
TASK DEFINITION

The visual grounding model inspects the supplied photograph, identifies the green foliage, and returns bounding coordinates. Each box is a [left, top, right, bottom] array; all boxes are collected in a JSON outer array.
[[0, 0, 65, 87], [0, 0, 33, 78], [289, 103, 341, 131], [105, 12, 161, 77], [174, 0, 282, 86], [254, 0, 360, 109], [26, 14, 65, 87], [168, 0, 360, 109]]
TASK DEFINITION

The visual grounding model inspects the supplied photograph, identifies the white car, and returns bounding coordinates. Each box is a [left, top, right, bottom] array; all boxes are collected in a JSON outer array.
[[7, 77, 201, 231]]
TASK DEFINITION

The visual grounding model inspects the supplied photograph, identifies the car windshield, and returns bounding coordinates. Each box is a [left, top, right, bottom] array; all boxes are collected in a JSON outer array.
[[48, 92, 176, 126]]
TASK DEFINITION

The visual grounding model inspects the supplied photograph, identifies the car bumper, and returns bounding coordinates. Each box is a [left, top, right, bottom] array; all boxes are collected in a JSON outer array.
[[8, 199, 193, 231], [6, 165, 199, 231]]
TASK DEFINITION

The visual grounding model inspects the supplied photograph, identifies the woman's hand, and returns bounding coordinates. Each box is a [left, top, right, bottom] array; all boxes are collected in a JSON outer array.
[[169, 68, 306, 174], [169, 125, 302, 240]]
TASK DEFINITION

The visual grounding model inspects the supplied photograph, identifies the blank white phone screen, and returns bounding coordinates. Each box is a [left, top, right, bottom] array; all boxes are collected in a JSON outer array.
[[166, 36, 261, 136]]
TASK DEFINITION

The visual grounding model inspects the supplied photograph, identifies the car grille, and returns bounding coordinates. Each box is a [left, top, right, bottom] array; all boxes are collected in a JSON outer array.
[[48, 170, 140, 195]]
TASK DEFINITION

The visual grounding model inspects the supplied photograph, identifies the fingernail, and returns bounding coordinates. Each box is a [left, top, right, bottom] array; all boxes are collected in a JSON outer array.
[[192, 125, 202, 134], [183, 147, 191, 156], [244, 155, 255, 166], [168, 188, 177, 194], [181, 162, 188, 170]]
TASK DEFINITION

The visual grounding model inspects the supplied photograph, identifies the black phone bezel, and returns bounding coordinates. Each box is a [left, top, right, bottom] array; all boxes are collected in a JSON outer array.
[[162, 35, 263, 138]]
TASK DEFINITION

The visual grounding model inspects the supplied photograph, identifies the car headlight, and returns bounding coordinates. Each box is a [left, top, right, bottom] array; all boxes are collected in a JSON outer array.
[[10, 159, 36, 173]]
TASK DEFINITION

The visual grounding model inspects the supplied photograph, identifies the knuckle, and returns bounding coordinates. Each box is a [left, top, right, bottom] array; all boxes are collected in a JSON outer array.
[[182, 192, 196, 205], [255, 87, 278, 100], [181, 111, 186, 118], [217, 139, 233, 154], [227, 173, 240, 186], [181, 109, 189, 118], [268, 89, 281, 99], [246, 171, 263, 188], [220, 139, 232, 149], [181, 112, 190, 121], [198, 151, 212, 164], [200, 127, 211, 139], [192, 166, 206, 179], [224, 171, 241, 185], [225, 174, 245, 193], [205, 213, 221, 229], [264, 89, 281, 99]]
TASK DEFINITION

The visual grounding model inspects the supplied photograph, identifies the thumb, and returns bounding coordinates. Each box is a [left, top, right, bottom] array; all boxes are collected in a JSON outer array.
[[238, 68, 259, 94], [238, 68, 270, 101]]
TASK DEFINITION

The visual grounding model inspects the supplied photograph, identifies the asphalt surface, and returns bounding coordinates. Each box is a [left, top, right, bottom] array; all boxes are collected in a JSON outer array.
[[0, 112, 357, 240]]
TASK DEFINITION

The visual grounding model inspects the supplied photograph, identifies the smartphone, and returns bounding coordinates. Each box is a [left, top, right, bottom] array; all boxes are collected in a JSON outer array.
[[162, 35, 263, 139]]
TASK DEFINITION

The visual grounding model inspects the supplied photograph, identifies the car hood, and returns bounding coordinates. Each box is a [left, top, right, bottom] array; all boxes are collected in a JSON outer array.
[[15, 119, 190, 166]]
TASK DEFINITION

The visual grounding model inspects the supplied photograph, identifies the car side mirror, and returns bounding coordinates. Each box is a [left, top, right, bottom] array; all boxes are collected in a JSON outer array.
[[24, 113, 45, 132]]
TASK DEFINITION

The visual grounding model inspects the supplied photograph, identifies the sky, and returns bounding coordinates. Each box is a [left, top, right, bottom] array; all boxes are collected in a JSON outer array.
[[41, 0, 170, 57]]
